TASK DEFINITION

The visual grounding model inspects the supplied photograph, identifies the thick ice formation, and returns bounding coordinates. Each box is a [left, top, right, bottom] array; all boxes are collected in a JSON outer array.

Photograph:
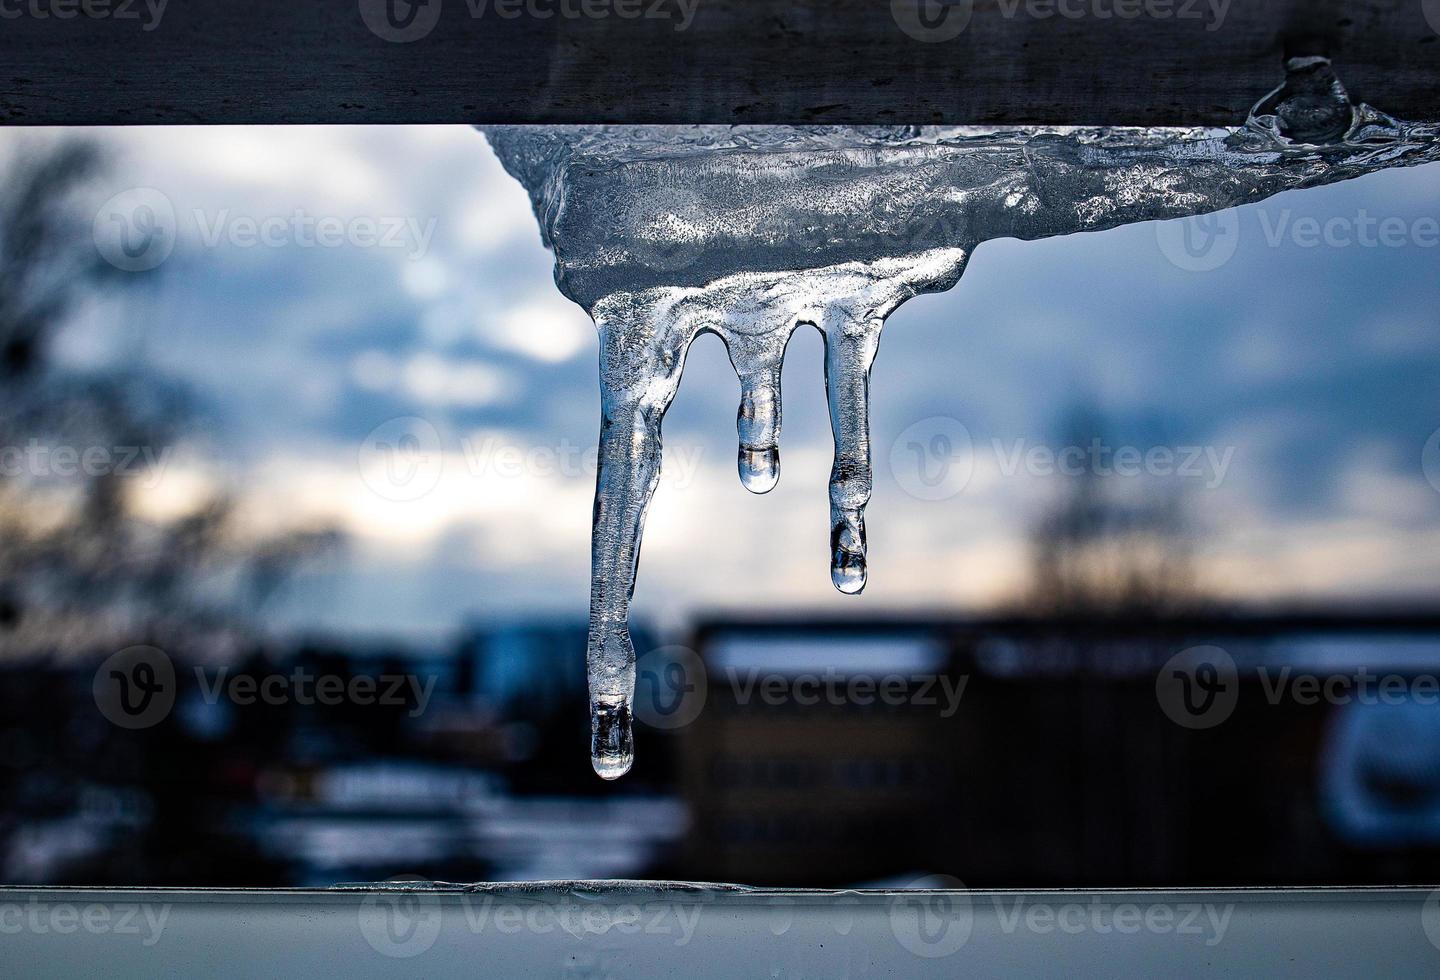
[[483, 58, 1440, 779]]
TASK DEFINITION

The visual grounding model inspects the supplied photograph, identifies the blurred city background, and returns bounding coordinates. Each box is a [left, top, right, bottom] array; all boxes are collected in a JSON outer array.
[[1, 128, 1439, 888]]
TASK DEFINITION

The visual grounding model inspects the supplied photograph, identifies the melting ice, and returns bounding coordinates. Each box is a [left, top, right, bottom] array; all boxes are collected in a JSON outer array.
[[483, 58, 1440, 779]]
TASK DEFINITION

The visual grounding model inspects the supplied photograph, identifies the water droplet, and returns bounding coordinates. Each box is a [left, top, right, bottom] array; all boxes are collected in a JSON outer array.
[[831, 549, 867, 594], [739, 446, 780, 494], [591, 698, 633, 780]]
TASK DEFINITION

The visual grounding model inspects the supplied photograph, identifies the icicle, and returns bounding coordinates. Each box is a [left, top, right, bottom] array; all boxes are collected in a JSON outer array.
[[481, 58, 1440, 778], [586, 298, 694, 779], [728, 334, 786, 495], [822, 312, 881, 595]]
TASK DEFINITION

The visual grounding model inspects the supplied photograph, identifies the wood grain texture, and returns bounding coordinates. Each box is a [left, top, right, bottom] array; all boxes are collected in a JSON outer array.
[[0, 0, 1436, 125]]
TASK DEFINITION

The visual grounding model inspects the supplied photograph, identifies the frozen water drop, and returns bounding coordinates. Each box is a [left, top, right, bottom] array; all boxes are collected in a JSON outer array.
[[591, 698, 634, 780], [739, 446, 780, 494], [735, 362, 783, 494], [831, 530, 867, 595]]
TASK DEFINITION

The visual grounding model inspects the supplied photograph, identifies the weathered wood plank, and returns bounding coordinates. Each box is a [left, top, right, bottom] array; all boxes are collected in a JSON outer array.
[[0, 0, 1436, 125]]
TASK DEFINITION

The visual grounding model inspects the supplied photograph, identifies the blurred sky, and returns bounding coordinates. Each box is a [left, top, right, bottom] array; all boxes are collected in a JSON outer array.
[[15, 126, 1440, 640]]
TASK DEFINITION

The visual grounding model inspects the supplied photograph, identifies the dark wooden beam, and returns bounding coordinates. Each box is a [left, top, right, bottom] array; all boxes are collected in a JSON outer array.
[[1, 0, 1437, 125]]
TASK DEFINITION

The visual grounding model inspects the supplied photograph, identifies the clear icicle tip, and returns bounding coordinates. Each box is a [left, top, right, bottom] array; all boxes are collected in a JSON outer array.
[[738, 446, 780, 494], [830, 525, 867, 595], [590, 698, 634, 780]]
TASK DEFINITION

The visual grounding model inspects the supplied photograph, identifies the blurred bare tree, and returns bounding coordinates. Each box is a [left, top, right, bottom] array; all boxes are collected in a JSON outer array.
[[1025, 408, 1205, 617], [0, 138, 338, 658]]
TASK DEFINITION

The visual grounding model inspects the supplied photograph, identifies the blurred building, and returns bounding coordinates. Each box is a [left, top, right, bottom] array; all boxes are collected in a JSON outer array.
[[676, 613, 1440, 887]]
